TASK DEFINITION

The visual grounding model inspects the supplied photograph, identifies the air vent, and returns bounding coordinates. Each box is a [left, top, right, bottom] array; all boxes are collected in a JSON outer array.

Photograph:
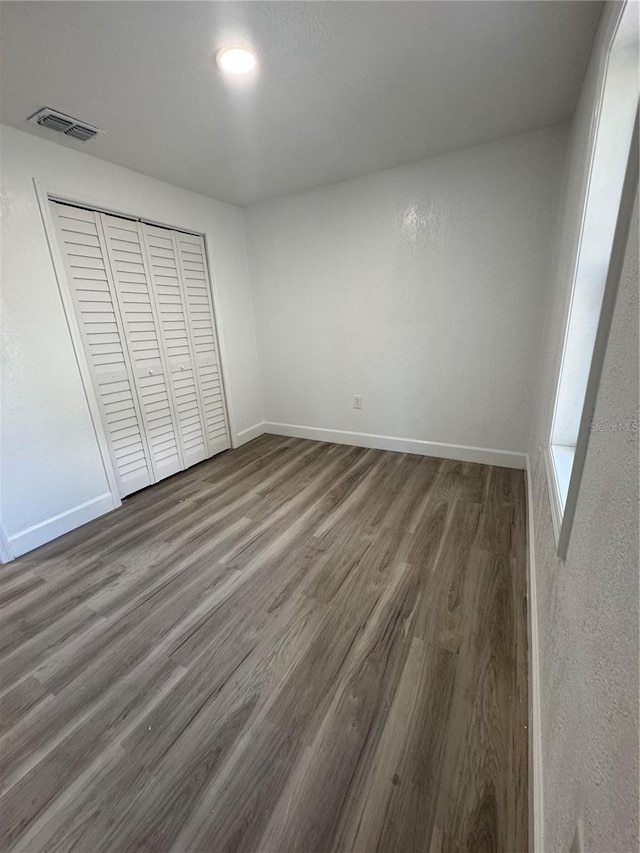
[[27, 107, 103, 142], [65, 124, 99, 141], [38, 114, 74, 133]]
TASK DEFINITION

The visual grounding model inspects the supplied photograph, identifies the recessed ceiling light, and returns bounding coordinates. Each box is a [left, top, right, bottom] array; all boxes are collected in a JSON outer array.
[[216, 46, 257, 76]]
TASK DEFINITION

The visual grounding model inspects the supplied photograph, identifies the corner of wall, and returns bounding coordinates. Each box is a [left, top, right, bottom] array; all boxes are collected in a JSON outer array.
[[239, 205, 266, 427], [235, 422, 266, 447]]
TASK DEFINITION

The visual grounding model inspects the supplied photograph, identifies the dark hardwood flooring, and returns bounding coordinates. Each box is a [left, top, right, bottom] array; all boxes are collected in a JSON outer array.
[[0, 434, 528, 852]]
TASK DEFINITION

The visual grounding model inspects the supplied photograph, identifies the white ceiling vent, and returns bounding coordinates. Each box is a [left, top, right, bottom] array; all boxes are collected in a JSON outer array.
[[27, 107, 103, 142]]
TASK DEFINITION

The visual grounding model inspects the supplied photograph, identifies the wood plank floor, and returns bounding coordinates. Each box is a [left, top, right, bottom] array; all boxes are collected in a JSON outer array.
[[0, 435, 528, 852]]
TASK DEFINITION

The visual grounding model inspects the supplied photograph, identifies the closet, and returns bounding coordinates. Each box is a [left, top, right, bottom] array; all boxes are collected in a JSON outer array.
[[51, 200, 230, 498]]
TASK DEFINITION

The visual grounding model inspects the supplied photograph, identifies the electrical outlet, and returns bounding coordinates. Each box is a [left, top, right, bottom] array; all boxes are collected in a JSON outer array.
[[353, 395, 363, 410], [570, 819, 585, 853]]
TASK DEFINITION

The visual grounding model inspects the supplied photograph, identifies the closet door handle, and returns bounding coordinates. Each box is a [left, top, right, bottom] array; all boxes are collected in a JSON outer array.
[[148, 369, 154, 375]]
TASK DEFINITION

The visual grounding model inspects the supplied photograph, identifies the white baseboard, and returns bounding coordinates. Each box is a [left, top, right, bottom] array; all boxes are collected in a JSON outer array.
[[525, 454, 544, 853], [263, 422, 527, 469], [234, 422, 266, 447], [7, 492, 116, 559]]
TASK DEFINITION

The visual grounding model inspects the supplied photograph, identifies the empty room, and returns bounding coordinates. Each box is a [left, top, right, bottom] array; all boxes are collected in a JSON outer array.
[[0, 1, 638, 851]]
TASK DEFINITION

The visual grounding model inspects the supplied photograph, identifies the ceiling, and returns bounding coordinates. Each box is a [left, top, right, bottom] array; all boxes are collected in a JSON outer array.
[[0, 1, 601, 207]]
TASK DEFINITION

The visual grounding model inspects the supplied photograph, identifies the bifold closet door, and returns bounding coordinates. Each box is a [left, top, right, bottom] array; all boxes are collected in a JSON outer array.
[[52, 200, 231, 499], [173, 232, 230, 455], [141, 225, 210, 468], [51, 203, 154, 497], [99, 213, 185, 483]]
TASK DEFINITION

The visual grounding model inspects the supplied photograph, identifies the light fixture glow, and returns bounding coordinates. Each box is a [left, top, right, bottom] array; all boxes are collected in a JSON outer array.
[[216, 46, 257, 76]]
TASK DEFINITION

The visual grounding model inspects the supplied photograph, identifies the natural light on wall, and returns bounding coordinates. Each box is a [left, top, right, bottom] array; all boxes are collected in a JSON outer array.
[[547, 1, 639, 549]]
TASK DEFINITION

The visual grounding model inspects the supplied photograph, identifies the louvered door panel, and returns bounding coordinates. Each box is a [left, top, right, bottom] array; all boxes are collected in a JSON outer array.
[[99, 214, 183, 482], [141, 225, 209, 468], [51, 202, 153, 496], [174, 233, 231, 455]]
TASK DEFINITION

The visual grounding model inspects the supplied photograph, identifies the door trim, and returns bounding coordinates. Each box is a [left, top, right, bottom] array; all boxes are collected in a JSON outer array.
[[0, 521, 14, 564]]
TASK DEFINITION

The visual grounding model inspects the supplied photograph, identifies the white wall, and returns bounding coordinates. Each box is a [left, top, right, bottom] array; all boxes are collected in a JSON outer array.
[[528, 3, 639, 850], [0, 125, 263, 557], [244, 126, 567, 460]]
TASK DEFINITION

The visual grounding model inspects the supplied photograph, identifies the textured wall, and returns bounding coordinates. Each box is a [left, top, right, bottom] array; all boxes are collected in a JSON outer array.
[[245, 126, 566, 454], [527, 3, 639, 849], [530, 191, 638, 852]]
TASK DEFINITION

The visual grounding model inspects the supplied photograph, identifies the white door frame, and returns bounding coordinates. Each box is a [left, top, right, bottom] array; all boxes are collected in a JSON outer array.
[[0, 521, 14, 564], [33, 179, 234, 512]]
